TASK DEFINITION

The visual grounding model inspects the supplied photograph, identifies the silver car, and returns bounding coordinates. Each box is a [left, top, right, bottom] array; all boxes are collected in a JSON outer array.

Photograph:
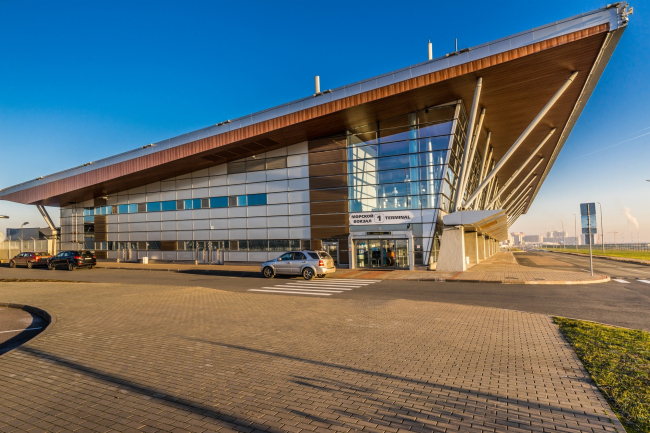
[[261, 250, 336, 280]]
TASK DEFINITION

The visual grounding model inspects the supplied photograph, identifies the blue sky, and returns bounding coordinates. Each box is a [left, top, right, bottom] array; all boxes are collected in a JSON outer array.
[[0, 0, 648, 243]]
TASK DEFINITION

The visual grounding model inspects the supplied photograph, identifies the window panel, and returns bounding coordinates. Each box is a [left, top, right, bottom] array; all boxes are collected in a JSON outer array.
[[146, 202, 161, 212], [237, 195, 247, 206], [161, 201, 176, 211], [247, 193, 267, 206], [210, 197, 228, 208], [269, 240, 290, 251], [248, 240, 268, 251]]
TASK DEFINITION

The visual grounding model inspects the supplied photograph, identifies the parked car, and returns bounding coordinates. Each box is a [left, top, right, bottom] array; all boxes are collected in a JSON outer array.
[[9, 252, 52, 269], [261, 250, 336, 280], [48, 251, 96, 271]]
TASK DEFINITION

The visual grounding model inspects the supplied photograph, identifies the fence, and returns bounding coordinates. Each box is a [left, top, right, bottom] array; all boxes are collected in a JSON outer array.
[[0, 240, 55, 261], [542, 243, 650, 252]]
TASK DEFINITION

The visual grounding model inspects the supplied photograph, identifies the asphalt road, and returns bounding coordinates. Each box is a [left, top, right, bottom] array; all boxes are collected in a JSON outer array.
[[1, 254, 649, 331], [0, 306, 47, 355]]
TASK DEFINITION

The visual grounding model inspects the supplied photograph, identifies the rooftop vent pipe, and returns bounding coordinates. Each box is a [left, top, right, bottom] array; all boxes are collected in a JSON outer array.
[[315, 75, 321, 94], [428, 40, 432, 60]]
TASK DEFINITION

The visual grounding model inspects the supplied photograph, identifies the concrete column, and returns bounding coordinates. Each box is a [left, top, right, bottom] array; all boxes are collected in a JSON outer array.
[[487, 238, 493, 256], [436, 226, 466, 272], [464, 231, 478, 267], [477, 235, 485, 262]]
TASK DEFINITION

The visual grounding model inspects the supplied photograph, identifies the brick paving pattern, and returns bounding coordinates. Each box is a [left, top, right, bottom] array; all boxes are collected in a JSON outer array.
[[0, 281, 623, 432], [449, 253, 609, 284], [95, 252, 608, 284]]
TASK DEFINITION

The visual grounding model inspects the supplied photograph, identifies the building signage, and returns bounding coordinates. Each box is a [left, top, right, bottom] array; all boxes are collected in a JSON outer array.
[[349, 211, 414, 225]]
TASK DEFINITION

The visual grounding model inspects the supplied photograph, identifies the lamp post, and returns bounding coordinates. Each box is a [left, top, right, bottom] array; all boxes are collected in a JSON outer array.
[[561, 220, 565, 250], [20, 222, 29, 252], [597, 202, 604, 253], [573, 214, 577, 251]]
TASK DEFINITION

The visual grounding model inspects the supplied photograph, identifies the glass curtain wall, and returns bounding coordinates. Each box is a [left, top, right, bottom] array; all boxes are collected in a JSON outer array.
[[347, 102, 468, 265]]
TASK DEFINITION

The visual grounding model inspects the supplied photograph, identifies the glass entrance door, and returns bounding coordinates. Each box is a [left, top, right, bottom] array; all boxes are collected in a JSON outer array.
[[354, 239, 409, 269], [381, 239, 396, 267], [369, 240, 382, 268]]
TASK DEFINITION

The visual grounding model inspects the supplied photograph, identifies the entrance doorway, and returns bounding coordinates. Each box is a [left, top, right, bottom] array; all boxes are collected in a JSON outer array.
[[354, 239, 409, 269], [322, 241, 339, 267]]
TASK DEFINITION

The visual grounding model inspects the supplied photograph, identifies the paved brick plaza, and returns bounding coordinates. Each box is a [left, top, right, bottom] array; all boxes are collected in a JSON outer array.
[[0, 281, 623, 432]]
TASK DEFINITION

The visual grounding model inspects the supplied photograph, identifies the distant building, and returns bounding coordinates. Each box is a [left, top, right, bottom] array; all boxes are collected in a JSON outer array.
[[6, 227, 59, 241], [523, 234, 541, 243], [511, 232, 525, 245]]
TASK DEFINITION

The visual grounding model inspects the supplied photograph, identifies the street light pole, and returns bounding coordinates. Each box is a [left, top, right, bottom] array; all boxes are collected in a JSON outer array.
[[597, 202, 604, 253], [20, 222, 29, 252], [561, 220, 565, 250]]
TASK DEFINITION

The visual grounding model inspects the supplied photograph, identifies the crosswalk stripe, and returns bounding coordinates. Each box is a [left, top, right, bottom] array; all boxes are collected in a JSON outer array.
[[613, 279, 629, 284], [282, 283, 363, 288], [265, 286, 348, 292], [301, 281, 371, 285], [638, 280, 650, 284], [323, 279, 380, 283], [249, 289, 333, 296]]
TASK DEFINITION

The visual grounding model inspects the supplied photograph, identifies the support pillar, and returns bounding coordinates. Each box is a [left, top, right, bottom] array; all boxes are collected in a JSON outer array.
[[436, 226, 466, 272], [464, 231, 478, 267], [477, 235, 486, 262]]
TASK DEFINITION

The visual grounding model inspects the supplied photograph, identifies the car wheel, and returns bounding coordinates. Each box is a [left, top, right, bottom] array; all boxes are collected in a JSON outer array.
[[48, 262, 55, 270], [88, 265, 94, 270], [262, 267, 274, 279], [317, 274, 325, 278], [9, 261, 16, 268], [27, 261, 33, 269], [302, 267, 315, 280], [67, 262, 76, 271]]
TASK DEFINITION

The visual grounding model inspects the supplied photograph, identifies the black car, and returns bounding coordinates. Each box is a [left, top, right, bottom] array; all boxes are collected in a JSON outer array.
[[48, 250, 96, 271]]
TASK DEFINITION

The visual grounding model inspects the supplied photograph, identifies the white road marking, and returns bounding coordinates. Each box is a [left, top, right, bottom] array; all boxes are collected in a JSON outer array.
[[324, 279, 380, 282], [0, 327, 42, 334], [613, 279, 630, 284], [262, 286, 345, 292], [638, 280, 650, 284], [249, 289, 333, 296], [282, 283, 361, 289], [249, 278, 380, 296]]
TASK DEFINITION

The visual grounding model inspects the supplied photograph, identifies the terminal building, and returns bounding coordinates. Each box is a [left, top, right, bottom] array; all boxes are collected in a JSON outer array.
[[0, 4, 631, 271]]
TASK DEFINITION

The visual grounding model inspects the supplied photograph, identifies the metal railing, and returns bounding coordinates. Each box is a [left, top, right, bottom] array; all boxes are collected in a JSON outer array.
[[541, 243, 650, 252], [0, 240, 51, 261]]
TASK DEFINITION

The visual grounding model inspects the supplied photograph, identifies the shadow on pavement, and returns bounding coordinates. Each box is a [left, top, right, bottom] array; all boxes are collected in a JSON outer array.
[[0, 309, 48, 356]]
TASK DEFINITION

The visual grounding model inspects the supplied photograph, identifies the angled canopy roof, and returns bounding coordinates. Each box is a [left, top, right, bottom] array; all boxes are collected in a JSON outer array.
[[0, 4, 631, 209]]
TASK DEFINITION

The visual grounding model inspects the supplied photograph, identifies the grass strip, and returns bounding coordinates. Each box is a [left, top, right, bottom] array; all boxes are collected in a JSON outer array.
[[544, 248, 650, 261], [555, 317, 650, 433]]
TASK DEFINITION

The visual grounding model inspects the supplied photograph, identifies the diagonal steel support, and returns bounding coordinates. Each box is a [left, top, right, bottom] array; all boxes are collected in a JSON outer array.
[[478, 132, 492, 183], [454, 77, 482, 210], [485, 129, 554, 209], [498, 157, 544, 208], [462, 71, 579, 209], [36, 205, 58, 236], [507, 184, 534, 214], [460, 108, 486, 200]]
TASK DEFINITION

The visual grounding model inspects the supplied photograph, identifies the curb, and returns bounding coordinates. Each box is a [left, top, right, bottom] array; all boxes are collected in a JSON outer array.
[[97, 265, 261, 278], [0, 302, 56, 350], [444, 275, 610, 285]]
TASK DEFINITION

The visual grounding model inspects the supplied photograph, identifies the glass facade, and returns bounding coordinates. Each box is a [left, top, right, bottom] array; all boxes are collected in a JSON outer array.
[[347, 102, 468, 265]]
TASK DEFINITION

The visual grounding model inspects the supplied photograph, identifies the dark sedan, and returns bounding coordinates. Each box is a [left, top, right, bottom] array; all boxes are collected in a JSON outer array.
[[48, 251, 96, 271]]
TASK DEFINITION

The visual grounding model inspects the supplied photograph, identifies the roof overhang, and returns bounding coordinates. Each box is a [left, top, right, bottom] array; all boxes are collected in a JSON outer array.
[[0, 4, 630, 207], [443, 210, 509, 241]]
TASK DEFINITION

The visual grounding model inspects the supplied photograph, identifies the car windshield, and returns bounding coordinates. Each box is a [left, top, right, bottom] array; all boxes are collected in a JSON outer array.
[[35, 252, 48, 256], [81, 251, 94, 257], [318, 252, 332, 260]]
